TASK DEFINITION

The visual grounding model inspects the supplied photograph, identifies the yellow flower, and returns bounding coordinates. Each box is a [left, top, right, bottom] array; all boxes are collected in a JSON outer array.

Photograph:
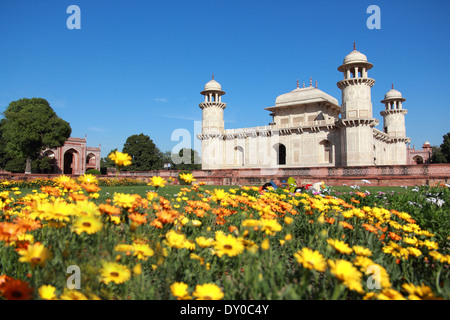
[[17, 242, 53, 268], [60, 288, 89, 300], [382, 242, 409, 259], [99, 261, 131, 285], [242, 219, 261, 228], [113, 193, 137, 209], [376, 289, 406, 300], [72, 216, 103, 235], [284, 216, 293, 225], [261, 238, 270, 251], [327, 239, 353, 255], [171, 282, 192, 300], [38, 285, 57, 300], [149, 176, 166, 188], [133, 264, 142, 276], [328, 259, 364, 294], [146, 191, 158, 201], [191, 220, 202, 227], [352, 246, 372, 257], [213, 233, 244, 257], [192, 283, 224, 300], [212, 189, 227, 202], [407, 247, 422, 257], [132, 243, 155, 260], [108, 151, 132, 167], [196, 236, 215, 248], [114, 244, 134, 253], [78, 174, 98, 185], [402, 283, 440, 300], [179, 173, 196, 184], [294, 247, 327, 272], [259, 219, 282, 236], [421, 240, 439, 250], [165, 230, 188, 249]]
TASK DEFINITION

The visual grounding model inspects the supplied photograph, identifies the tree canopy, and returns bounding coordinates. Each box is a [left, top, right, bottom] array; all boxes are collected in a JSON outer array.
[[0, 98, 71, 173], [170, 148, 201, 171], [121, 133, 164, 171], [431, 133, 450, 163]]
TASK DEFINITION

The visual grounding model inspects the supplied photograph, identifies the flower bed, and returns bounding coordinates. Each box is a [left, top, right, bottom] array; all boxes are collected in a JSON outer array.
[[0, 174, 448, 300]]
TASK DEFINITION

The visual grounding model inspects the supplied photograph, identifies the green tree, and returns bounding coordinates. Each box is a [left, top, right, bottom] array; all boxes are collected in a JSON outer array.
[[440, 133, 450, 163], [171, 148, 201, 171], [1, 98, 71, 173], [121, 134, 164, 171], [431, 133, 450, 163], [0, 119, 9, 169], [431, 146, 446, 164]]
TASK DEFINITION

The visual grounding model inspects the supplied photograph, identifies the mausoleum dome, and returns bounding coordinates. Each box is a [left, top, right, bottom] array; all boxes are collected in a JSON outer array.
[[274, 86, 339, 107], [204, 79, 222, 92], [201, 77, 225, 96], [343, 50, 369, 65], [384, 88, 404, 100], [338, 46, 373, 72]]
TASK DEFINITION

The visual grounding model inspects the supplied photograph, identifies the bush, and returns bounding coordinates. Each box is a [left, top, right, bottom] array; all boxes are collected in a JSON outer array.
[[86, 169, 101, 175]]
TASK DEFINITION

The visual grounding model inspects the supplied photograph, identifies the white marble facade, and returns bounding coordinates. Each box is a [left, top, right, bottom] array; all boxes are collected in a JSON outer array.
[[198, 46, 411, 170]]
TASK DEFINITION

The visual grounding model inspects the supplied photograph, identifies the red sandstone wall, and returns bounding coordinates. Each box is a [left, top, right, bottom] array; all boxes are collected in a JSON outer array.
[[4, 164, 445, 187]]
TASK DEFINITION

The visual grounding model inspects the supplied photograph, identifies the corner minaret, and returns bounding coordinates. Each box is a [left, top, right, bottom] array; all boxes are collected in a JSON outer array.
[[198, 75, 227, 170], [380, 85, 410, 164], [337, 44, 378, 166], [199, 75, 226, 134], [380, 84, 407, 138]]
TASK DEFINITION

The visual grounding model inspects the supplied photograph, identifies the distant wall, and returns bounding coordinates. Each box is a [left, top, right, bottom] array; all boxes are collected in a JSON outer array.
[[2, 164, 449, 187]]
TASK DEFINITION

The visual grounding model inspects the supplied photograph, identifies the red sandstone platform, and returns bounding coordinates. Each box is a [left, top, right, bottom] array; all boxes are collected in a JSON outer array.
[[2, 164, 448, 187]]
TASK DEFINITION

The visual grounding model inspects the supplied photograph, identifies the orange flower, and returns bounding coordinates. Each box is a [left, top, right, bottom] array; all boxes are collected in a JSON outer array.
[[228, 225, 238, 233], [81, 183, 101, 193], [326, 217, 336, 224], [388, 232, 402, 241], [0, 275, 13, 295], [339, 221, 354, 230], [405, 218, 416, 224], [69, 193, 88, 202], [128, 213, 147, 225], [150, 219, 163, 229], [350, 198, 360, 204], [155, 210, 176, 224], [1, 279, 33, 300], [14, 217, 41, 232], [362, 223, 378, 233], [355, 192, 366, 198], [99, 204, 121, 216], [40, 186, 61, 197], [0, 222, 23, 242]]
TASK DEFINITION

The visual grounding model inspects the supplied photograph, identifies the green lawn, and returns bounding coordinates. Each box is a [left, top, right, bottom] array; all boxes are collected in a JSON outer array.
[[12, 184, 410, 202]]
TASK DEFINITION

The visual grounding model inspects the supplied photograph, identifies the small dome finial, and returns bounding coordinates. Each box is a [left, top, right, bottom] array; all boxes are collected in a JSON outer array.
[[297, 79, 299, 88], [212, 73, 214, 80], [315, 80, 318, 88], [303, 82, 305, 88], [310, 77, 312, 87], [392, 83, 394, 89], [353, 41, 356, 51]]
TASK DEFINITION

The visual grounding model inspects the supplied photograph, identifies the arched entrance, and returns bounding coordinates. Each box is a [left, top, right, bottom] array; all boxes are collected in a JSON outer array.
[[412, 155, 424, 164], [234, 146, 244, 166], [274, 143, 286, 165], [64, 149, 79, 174]]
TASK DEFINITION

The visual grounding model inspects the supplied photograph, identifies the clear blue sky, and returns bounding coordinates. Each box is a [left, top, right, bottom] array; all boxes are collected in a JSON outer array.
[[1, 0, 449, 158]]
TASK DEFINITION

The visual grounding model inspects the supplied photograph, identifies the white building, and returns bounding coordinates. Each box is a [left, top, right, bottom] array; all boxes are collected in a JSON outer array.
[[198, 45, 411, 170]]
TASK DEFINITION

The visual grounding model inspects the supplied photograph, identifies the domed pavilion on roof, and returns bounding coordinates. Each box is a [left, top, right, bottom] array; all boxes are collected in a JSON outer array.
[[197, 45, 425, 169]]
